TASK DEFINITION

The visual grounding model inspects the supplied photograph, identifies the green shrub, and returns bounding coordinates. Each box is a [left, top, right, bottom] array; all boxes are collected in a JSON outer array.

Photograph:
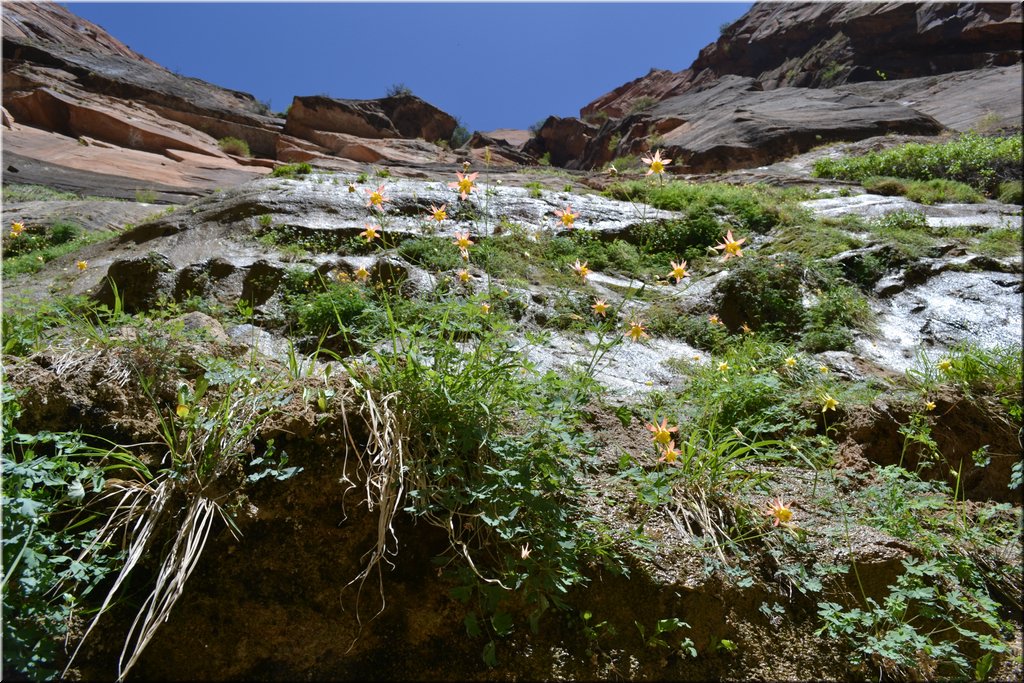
[[717, 254, 807, 335], [803, 284, 873, 352], [605, 181, 782, 234], [997, 180, 1022, 204], [398, 236, 464, 272], [271, 162, 313, 178], [48, 221, 80, 245], [813, 133, 1022, 195], [218, 137, 252, 157]]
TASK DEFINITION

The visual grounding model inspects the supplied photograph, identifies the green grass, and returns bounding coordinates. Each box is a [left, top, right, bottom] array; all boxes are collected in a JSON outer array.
[[1, 228, 121, 276], [813, 133, 1022, 196], [1, 183, 118, 203], [270, 162, 313, 179], [217, 136, 251, 157], [975, 227, 1022, 258], [862, 176, 984, 204]]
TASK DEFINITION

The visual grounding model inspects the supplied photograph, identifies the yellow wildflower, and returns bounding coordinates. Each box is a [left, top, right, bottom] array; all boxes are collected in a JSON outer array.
[[641, 149, 671, 176], [10, 221, 24, 238], [659, 440, 681, 464], [646, 418, 678, 446], [365, 184, 388, 209], [668, 259, 689, 283], [458, 269, 471, 283], [448, 171, 479, 200], [480, 302, 491, 315], [937, 359, 952, 372], [359, 224, 380, 242], [741, 322, 753, 335], [925, 400, 936, 411], [708, 314, 723, 326], [571, 259, 590, 281], [785, 356, 797, 368], [175, 403, 190, 419], [430, 203, 447, 222], [714, 230, 746, 261], [819, 365, 829, 374], [626, 319, 649, 342], [554, 206, 578, 228], [76, 260, 88, 271], [765, 497, 793, 527], [354, 266, 370, 281], [453, 231, 474, 251], [821, 394, 838, 413], [718, 361, 730, 372], [591, 299, 609, 317]]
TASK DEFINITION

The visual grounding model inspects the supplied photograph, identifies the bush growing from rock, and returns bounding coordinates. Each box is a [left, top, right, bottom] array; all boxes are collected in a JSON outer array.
[[218, 137, 251, 157], [270, 162, 312, 179]]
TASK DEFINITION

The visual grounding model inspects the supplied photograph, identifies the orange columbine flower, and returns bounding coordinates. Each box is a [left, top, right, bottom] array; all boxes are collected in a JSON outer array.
[[715, 230, 746, 261], [554, 206, 578, 228], [668, 259, 688, 283], [457, 269, 471, 283], [430, 203, 447, 222], [641, 149, 671, 176], [766, 497, 793, 527], [571, 259, 590, 281], [646, 418, 678, 446], [359, 224, 380, 242], [592, 299, 609, 317], [354, 266, 370, 281], [449, 171, 479, 200], [659, 440, 681, 464], [366, 185, 388, 209], [453, 230, 474, 251], [10, 221, 25, 238], [741, 322, 753, 335], [708, 314, 723, 326], [76, 260, 88, 271], [626, 319, 649, 342]]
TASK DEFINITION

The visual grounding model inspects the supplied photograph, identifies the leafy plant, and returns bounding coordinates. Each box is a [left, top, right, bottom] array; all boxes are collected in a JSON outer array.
[[217, 137, 251, 157], [270, 162, 313, 179]]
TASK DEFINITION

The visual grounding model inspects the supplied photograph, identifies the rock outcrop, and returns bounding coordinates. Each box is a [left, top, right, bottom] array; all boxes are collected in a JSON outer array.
[[535, 76, 944, 173], [582, 2, 1023, 118]]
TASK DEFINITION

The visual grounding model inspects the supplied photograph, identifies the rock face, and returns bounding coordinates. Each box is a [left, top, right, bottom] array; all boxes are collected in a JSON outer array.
[[536, 76, 944, 173], [582, 2, 1023, 118], [1, 3, 464, 198], [564, 1, 1022, 173]]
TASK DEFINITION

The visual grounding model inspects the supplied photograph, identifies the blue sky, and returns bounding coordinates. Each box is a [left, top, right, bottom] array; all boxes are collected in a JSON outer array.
[[64, 2, 752, 133]]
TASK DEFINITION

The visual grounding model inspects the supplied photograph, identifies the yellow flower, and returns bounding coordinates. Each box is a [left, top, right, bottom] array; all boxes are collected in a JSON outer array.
[[554, 205, 578, 228], [458, 269, 471, 283], [365, 184, 388, 209], [937, 359, 952, 372], [10, 221, 24, 238], [448, 171, 479, 200], [359, 224, 380, 242], [819, 365, 829, 374], [591, 298, 609, 317], [714, 230, 746, 261], [646, 418, 678, 446], [821, 394, 838, 413], [708, 314, 722, 326], [354, 266, 370, 281], [480, 302, 491, 315], [571, 259, 590, 281], [784, 356, 797, 368], [347, 183, 357, 193], [659, 440, 681, 464], [625, 319, 649, 342], [741, 322, 753, 335], [641, 149, 671, 176], [453, 231, 474, 251], [765, 497, 793, 527], [925, 400, 936, 411], [175, 403, 190, 419], [429, 203, 447, 222], [76, 260, 88, 271], [718, 361, 730, 372], [668, 259, 689, 283]]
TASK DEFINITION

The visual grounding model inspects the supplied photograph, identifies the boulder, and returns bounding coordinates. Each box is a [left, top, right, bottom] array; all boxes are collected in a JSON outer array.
[[521, 116, 601, 169], [574, 76, 945, 173], [284, 94, 457, 143]]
